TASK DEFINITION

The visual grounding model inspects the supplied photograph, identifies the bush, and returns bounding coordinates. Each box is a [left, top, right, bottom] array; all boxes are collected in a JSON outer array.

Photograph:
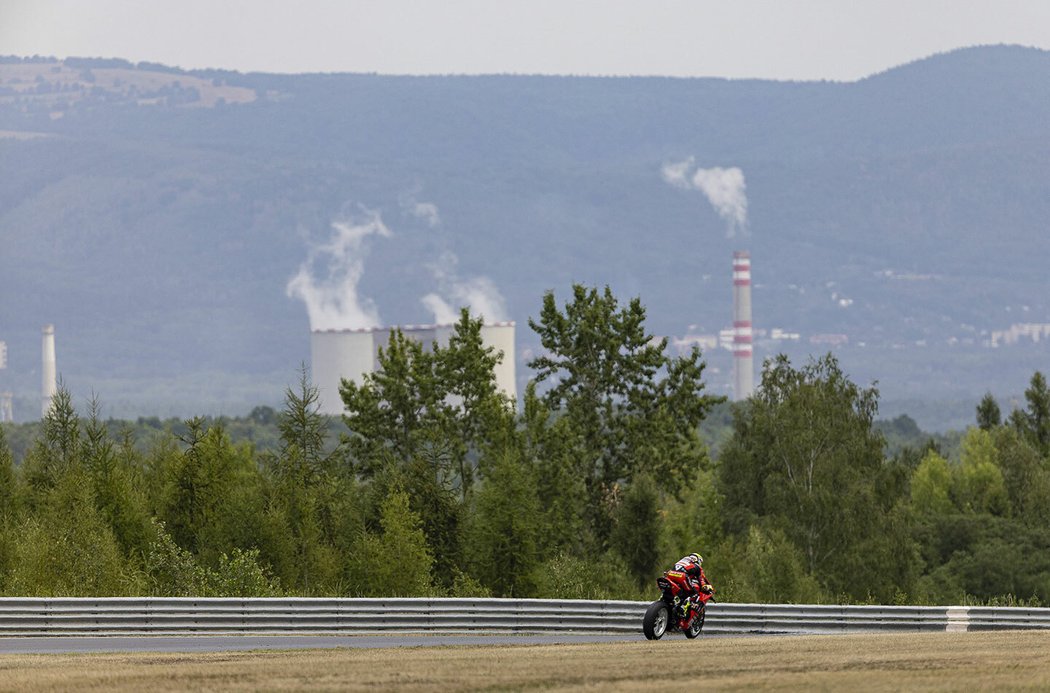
[[531, 552, 644, 601]]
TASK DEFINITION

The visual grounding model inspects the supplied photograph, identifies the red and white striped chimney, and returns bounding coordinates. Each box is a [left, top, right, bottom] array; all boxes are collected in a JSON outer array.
[[732, 251, 754, 400]]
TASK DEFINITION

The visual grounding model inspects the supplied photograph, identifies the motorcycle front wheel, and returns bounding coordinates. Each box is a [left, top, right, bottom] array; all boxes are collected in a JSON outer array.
[[684, 605, 706, 639], [642, 601, 669, 640]]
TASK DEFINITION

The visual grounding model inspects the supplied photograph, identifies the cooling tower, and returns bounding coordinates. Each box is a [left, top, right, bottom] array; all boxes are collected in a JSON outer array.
[[480, 322, 517, 403], [732, 251, 754, 400], [41, 324, 57, 417], [309, 322, 517, 416], [310, 329, 375, 416]]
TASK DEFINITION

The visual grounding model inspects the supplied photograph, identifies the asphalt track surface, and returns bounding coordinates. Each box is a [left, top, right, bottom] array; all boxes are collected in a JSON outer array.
[[0, 633, 689, 654]]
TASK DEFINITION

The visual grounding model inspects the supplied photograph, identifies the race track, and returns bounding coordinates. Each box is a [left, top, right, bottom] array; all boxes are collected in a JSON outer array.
[[0, 633, 662, 654]]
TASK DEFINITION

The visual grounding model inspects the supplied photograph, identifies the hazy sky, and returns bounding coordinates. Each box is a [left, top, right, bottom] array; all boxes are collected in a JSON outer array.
[[4, 0, 1050, 81]]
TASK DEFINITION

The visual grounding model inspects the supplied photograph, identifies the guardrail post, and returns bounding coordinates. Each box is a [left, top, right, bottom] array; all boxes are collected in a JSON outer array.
[[946, 606, 969, 632]]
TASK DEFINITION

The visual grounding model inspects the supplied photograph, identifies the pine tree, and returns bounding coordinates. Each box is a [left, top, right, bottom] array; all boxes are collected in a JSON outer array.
[[266, 367, 340, 592], [976, 393, 1001, 431], [466, 450, 541, 597], [347, 487, 433, 596]]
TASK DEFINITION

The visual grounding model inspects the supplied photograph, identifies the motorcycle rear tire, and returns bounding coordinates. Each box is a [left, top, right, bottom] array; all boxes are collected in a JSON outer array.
[[642, 601, 669, 640]]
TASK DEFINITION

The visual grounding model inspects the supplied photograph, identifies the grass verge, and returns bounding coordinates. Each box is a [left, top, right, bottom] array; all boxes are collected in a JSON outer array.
[[1, 631, 1049, 691]]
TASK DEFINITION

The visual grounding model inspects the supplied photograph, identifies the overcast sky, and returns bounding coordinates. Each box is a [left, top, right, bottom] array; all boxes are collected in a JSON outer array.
[[3, 0, 1050, 81]]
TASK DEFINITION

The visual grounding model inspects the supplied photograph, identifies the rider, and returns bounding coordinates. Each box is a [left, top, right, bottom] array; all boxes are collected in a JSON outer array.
[[672, 552, 714, 606]]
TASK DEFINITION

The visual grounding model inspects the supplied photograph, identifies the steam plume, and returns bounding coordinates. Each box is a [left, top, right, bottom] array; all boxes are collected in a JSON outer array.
[[660, 157, 695, 190], [410, 202, 441, 227], [421, 251, 508, 324], [286, 210, 391, 330], [663, 158, 749, 237], [398, 187, 442, 227]]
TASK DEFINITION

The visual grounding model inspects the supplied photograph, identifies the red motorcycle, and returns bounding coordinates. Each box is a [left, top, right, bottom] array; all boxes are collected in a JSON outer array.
[[642, 569, 714, 640]]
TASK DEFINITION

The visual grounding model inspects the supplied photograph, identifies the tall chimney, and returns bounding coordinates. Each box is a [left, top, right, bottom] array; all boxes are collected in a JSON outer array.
[[41, 324, 57, 418], [732, 251, 754, 400]]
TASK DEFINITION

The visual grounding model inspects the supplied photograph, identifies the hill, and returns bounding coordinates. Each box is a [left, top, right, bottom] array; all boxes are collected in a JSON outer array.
[[1, 46, 1048, 429]]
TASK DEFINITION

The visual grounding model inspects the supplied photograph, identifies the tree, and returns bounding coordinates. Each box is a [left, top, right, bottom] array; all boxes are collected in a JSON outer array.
[[1012, 372, 1050, 457], [340, 311, 514, 586], [521, 383, 589, 556], [82, 397, 153, 559], [0, 425, 17, 522], [346, 487, 433, 597], [6, 470, 138, 596], [159, 418, 263, 565], [341, 310, 513, 496], [265, 367, 341, 592], [466, 450, 541, 597], [911, 450, 954, 515], [717, 354, 901, 598], [527, 284, 722, 545], [610, 474, 662, 589], [976, 393, 1001, 431], [0, 425, 17, 591], [21, 386, 81, 503], [993, 427, 1050, 525], [953, 427, 1010, 516]]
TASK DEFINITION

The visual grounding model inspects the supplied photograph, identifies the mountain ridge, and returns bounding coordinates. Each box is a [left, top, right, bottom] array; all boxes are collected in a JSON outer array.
[[1, 45, 1048, 429]]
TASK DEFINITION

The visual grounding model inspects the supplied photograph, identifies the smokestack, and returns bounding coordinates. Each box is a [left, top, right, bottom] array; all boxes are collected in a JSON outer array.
[[0, 392, 12, 423], [733, 251, 754, 400], [41, 324, 57, 418]]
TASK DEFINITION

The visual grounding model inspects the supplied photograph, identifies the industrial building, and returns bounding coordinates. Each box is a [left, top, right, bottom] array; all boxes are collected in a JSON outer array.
[[310, 322, 516, 416]]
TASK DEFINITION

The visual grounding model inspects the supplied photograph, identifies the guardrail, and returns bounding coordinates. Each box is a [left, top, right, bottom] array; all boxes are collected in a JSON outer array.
[[1, 598, 1048, 636]]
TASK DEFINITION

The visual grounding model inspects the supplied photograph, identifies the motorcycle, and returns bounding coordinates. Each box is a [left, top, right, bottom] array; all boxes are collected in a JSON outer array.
[[642, 569, 714, 640]]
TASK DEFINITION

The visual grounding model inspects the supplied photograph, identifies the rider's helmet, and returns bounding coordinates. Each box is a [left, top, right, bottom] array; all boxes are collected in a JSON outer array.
[[689, 553, 703, 566]]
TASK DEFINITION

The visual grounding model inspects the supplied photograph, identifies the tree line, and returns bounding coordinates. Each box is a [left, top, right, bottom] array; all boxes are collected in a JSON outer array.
[[1, 284, 1049, 605]]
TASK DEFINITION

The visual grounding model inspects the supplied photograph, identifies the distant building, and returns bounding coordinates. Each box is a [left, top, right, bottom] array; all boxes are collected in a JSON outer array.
[[769, 328, 801, 341], [809, 333, 849, 347], [989, 323, 1050, 348]]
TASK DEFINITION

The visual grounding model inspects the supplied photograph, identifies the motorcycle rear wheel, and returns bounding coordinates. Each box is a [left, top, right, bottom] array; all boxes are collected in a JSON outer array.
[[642, 601, 669, 640]]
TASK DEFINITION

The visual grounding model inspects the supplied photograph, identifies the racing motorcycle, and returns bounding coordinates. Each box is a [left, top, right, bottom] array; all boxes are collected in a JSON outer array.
[[642, 569, 714, 640]]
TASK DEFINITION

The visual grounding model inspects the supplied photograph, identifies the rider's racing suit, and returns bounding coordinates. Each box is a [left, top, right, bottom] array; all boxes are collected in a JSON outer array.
[[673, 555, 713, 604]]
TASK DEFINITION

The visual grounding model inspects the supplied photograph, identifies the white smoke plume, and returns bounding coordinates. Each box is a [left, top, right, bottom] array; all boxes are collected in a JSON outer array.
[[410, 201, 441, 227], [421, 251, 509, 324], [660, 157, 695, 190], [663, 158, 749, 238], [398, 187, 442, 228], [286, 210, 392, 331]]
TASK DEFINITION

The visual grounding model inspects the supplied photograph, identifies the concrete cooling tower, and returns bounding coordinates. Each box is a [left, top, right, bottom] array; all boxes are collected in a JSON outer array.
[[310, 328, 375, 416], [310, 322, 517, 416]]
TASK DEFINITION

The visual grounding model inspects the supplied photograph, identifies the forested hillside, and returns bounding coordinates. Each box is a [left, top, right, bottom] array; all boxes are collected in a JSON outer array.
[[1, 292, 1048, 604], [1, 46, 1049, 427]]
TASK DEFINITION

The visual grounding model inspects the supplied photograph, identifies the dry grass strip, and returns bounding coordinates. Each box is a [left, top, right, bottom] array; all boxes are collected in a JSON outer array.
[[1, 631, 1048, 691]]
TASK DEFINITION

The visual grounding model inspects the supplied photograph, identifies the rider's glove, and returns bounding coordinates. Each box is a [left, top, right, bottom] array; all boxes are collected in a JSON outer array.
[[701, 584, 714, 594]]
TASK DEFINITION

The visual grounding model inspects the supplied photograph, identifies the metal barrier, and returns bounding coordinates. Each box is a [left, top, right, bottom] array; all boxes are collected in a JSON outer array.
[[1, 598, 1048, 636]]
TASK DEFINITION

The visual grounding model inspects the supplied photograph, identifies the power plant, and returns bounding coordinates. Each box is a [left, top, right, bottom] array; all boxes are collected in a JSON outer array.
[[732, 250, 754, 400], [310, 322, 516, 416], [41, 324, 57, 417]]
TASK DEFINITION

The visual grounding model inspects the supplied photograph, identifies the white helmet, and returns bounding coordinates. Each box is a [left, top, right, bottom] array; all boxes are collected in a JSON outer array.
[[689, 553, 703, 566]]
